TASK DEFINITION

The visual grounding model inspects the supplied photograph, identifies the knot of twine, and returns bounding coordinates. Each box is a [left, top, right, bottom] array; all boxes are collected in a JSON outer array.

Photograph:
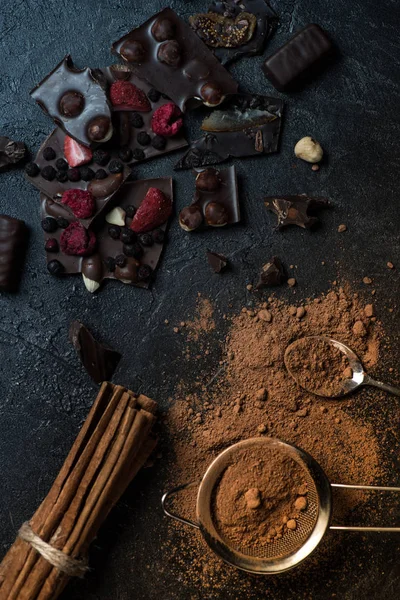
[[18, 522, 89, 578]]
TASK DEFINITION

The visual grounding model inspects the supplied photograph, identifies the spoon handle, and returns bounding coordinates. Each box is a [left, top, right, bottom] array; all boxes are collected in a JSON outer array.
[[363, 375, 400, 397]]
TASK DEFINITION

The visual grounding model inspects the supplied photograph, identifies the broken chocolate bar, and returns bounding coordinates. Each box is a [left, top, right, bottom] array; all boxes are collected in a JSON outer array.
[[256, 256, 286, 289], [31, 55, 113, 146], [111, 7, 238, 112], [262, 24, 333, 91], [26, 128, 130, 228], [0, 215, 27, 292], [40, 177, 173, 292], [191, 0, 278, 66], [101, 66, 188, 164], [207, 250, 228, 273], [264, 195, 330, 229], [175, 94, 283, 169], [69, 320, 121, 384], [179, 166, 240, 231], [0, 136, 25, 171]]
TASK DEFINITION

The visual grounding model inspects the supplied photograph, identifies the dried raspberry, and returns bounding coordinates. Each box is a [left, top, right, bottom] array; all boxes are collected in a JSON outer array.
[[109, 81, 151, 111], [131, 187, 172, 233], [61, 189, 95, 219], [60, 222, 96, 256], [151, 103, 183, 137]]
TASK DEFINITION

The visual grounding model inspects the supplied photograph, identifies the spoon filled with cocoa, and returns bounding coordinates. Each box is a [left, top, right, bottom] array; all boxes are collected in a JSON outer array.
[[284, 336, 400, 398]]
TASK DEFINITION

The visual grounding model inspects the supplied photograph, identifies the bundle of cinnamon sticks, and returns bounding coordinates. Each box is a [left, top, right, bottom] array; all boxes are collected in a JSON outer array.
[[0, 382, 157, 600]]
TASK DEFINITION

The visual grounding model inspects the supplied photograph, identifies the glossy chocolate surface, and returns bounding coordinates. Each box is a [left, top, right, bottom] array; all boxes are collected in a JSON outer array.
[[111, 7, 239, 112], [175, 94, 283, 169], [262, 24, 332, 91], [69, 320, 121, 383], [101, 66, 188, 164], [27, 128, 130, 227], [40, 177, 173, 290], [0, 215, 27, 292], [192, 165, 240, 226], [30, 55, 113, 146]]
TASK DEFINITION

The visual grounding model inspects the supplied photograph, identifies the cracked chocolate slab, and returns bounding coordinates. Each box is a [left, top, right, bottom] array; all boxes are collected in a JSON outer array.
[[0, 136, 25, 171], [264, 195, 330, 229]]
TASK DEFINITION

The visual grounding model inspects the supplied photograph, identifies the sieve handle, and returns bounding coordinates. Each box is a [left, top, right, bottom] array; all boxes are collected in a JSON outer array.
[[161, 481, 200, 530], [330, 483, 400, 531]]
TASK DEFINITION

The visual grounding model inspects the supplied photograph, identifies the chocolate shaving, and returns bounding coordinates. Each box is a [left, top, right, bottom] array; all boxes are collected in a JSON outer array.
[[69, 320, 121, 384], [0, 136, 26, 171], [256, 256, 286, 288], [189, 11, 257, 48], [207, 250, 228, 273], [264, 195, 330, 229]]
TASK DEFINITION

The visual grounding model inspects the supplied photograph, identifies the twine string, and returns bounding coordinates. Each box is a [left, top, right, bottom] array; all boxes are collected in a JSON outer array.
[[18, 522, 89, 578]]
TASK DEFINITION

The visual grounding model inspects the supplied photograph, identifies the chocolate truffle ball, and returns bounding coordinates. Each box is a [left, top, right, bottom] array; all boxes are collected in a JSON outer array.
[[157, 40, 181, 67], [204, 202, 228, 227], [151, 17, 176, 42], [59, 91, 85, 117], [179, 205, 203, 232], [120, 40, 146, 63], [195, 168, 222, 192], [200, 82, 225, 107], [87, 116, 112, 143]]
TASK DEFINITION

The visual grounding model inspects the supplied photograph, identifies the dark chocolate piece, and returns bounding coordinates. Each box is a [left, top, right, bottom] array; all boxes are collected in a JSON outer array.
[[207, 250, 228, 273], [175, 94, 283, 169], [264, 195, 330, 229], [256, 256, 286, 289], [40, 177, 173, 291], [26, 128, 130, 227], [189, 11, 257, 48], [102, 67, 188, 164], [111, 8, 239, 112], [262, 24, 332, 91], [69, 320, 121, 384], [180, 166, 240, 230], [0, 215, 27, 292], [0, 136, 26, 171], [30, 55, 113, 146], [192, 0, 278, 66]]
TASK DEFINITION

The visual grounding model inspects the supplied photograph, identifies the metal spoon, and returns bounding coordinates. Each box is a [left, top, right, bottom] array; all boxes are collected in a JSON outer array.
[[284, 335, 400, 398]]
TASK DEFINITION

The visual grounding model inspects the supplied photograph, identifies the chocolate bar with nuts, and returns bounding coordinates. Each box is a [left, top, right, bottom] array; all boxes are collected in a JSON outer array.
[[0, 215, 27, 292]]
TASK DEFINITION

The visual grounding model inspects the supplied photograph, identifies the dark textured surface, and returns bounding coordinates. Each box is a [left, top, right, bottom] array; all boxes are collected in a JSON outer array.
[[0, 1, 399, 599]]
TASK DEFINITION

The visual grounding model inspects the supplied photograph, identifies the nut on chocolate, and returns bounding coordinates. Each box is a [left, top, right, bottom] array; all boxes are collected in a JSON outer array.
[[179, 205, 203, 232], [265, 195, 330, 229], [195, 168, 221, 192], [205, 202, 228, 227], [189, 11, 257, 48]]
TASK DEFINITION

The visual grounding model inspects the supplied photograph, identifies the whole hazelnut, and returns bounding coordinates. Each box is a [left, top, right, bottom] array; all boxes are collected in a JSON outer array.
[[204, 202, 228, 227], [179, 205, 203, 232], [87, 116, 113, 143], [294, 136, 324, 163], [157, 40, 181, 67], [151, 17, 176, 42], [59, 91, 85, 117], [109, 64, 134, 81], [120, 40, 146, 63], [195, 168, 222, 192], [200, 82, 225, 107]]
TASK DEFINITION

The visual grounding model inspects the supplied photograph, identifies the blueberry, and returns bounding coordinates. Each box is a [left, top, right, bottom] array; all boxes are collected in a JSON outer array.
[[115, 254, 126, 267], [43, 147, 56, 161], [56, 217, 69, 229], [56, 171, 68, 183], [138, 264, 152, 280], [120, 227, 136, 244], [123, 243, 143, 259], [41, 217, 58, 233], [132, 148, 145, 161], [138, 233, 153, 247], [94, 168, 107, 179], [108, 160, 123, 174], [41, 165, 57, 181], [47, 259, 64, 276], [118, 147, 133, 163], [104, 256, 116, 272], [108, 225, 121, 240], [56, 158, 68, 171], [93, 149, 110, 166], [131, 113, 144, 128], [80, 167, 95, 181], [125, 205, 136, 219], [147, 88, 161, 103], [137, 132, 151, 146], [45, 238, 59, 253], [152, 228, 165, 244], [151, 135, 166, 151], [25, 162, 40, 177], [67, 168, 80, 182]]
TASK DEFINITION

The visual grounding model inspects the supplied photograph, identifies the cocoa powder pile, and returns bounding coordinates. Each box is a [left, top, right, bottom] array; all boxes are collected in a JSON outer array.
[[161, 286, 390, 592], [212, 444, 312, 550], [285, 336, 352, 396]]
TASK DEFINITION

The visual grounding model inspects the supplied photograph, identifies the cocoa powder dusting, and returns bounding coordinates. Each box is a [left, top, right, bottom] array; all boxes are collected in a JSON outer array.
[[161, 286, 394, 593]]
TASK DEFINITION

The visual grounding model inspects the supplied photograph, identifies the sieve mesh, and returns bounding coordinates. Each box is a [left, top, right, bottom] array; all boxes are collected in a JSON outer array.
[[210, 446, 319, 560]]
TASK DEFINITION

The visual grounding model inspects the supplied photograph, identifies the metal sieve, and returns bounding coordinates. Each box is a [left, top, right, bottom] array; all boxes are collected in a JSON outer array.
[[162, 437, 400, 574]]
